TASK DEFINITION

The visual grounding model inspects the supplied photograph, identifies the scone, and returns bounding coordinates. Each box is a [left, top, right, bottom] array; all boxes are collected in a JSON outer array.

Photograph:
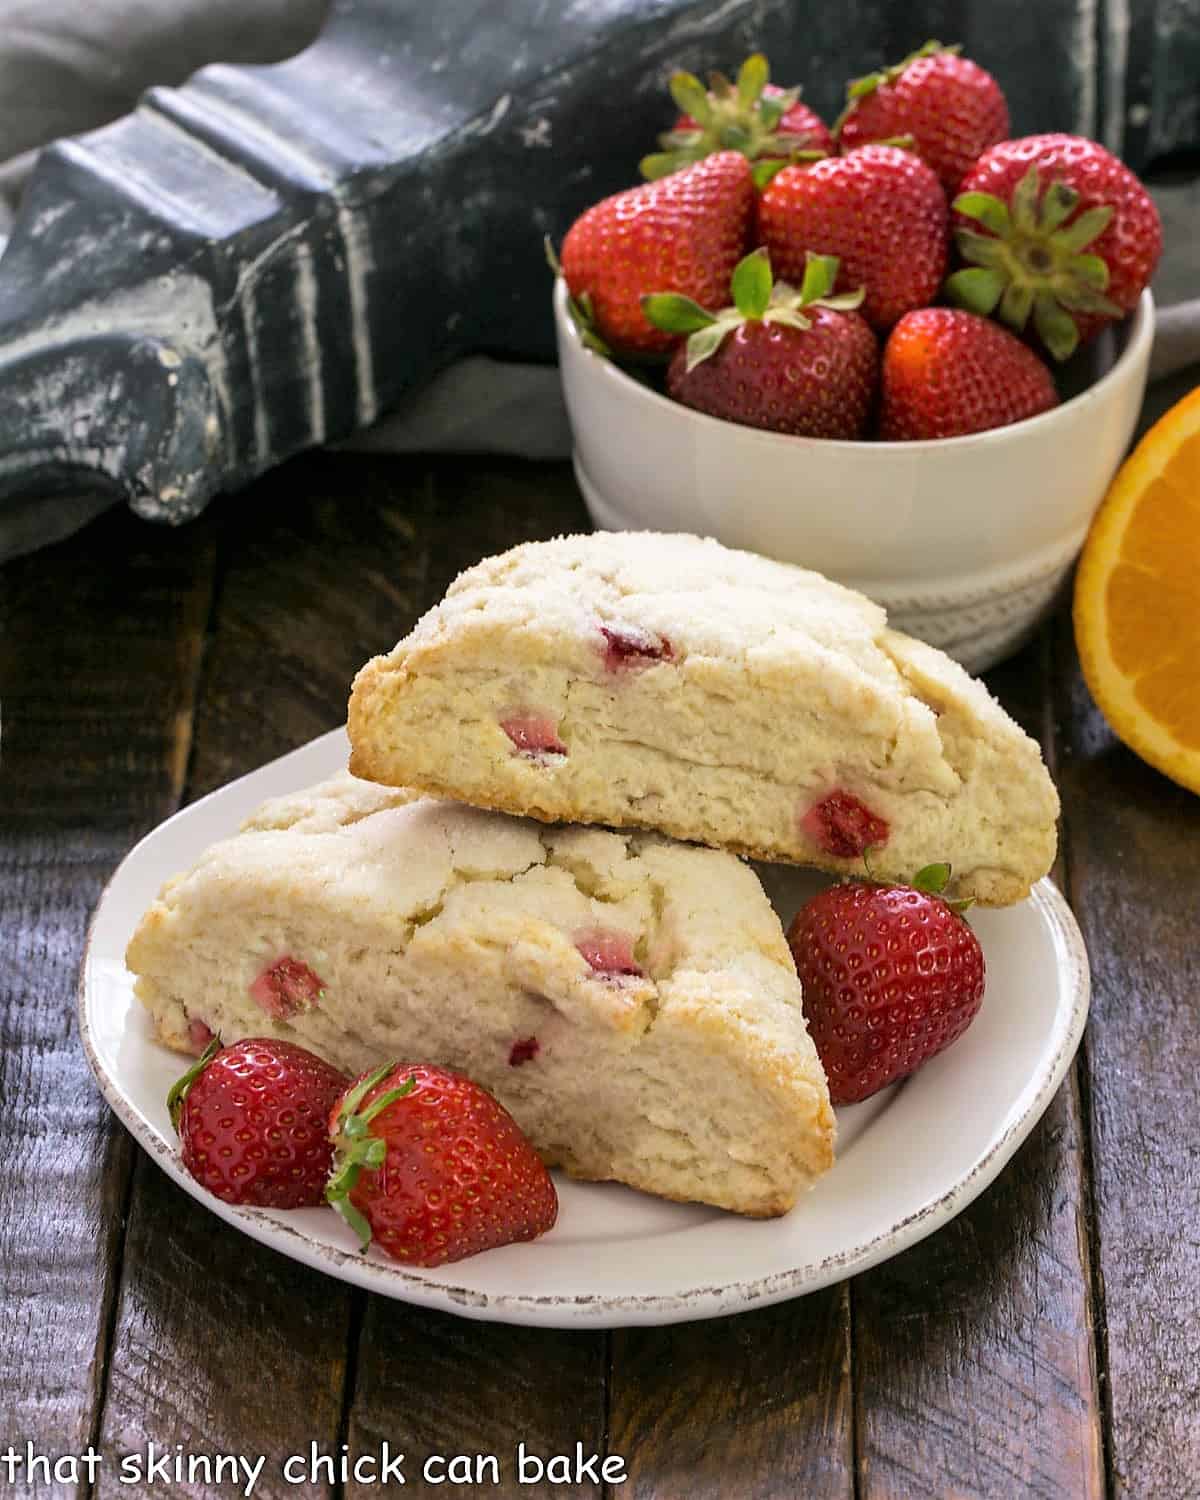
[[348, 531, 1059, 904], [127, 771, 834, 1218]]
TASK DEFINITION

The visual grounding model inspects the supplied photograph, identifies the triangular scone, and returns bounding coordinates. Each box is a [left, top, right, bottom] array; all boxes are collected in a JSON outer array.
[[127, 772, 834, 1218], [349, 532, 1058, 905]]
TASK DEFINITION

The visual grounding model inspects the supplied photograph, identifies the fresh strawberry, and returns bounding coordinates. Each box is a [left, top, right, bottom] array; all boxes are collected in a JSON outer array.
[[836, 41, 1009, 196], [757, 145, 948, 330], [326, 1062, 558, 1267], [557, 151, 753, 356], [947, 133, 1162, 360], [643, 246, 877, 438], [642, 53, 832, 183], [787, 865, 986, 1105], [167, 1037, 349, 1209], [880, 308, 1059, 440]]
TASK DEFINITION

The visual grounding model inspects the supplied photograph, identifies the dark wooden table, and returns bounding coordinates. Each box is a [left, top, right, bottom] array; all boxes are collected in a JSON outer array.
[[2, 444, 1197, 1500]]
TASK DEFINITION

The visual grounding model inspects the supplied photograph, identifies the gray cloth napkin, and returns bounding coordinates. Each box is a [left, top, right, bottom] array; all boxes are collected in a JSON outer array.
[[0, 0, 1196, 562]]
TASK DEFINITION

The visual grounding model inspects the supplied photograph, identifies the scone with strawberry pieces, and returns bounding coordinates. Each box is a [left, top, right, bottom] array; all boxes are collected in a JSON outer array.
[[126, 771, 834, 1218], [348, 532, 1058, 905]]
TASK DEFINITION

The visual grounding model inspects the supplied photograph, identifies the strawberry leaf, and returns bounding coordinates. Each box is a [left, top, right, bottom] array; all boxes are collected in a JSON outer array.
[[999, 280, 1035, 329], [944, 266, 1005, 315], [334, 1060, 394, 1129], [736, 52, 769, 108], [912, 862, 952, 895], [358, 1076, 416, 1126], [669, 70, 712, 126], [683, 320, 733, 372], [1050, 204, 1115, 253], [751, 157, 791, 189], [953, 191, 1013, 238], [1039, 180, 1079, 232], [762, 306, 813, 332], [817, 289, 867, 311], [1071, 253, 1112, 289], [641, 292, 718, 334], [1033, 292, 1080, 361], [640, 150, 692, 180], [798, 251, 838, 304], [731, 248, 773, 319], [1056, 284, 1123, 316], [1011, 165, 1041, 235], [955, 229, 1011, 271], [166, 1035, 221, 1134]]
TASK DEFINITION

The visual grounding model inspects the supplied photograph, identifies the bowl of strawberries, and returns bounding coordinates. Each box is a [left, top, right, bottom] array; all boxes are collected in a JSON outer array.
[[550, 46, 1158, 672]]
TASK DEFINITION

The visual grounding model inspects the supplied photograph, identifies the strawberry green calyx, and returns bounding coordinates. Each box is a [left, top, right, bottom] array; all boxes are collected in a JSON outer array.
[[860, 855, 975, 912], [945, 165, 1122, 360], [544, 236, 611, 357], [911, 861, 975, 913], [641, 54, 826, 182], [642, 247, 864, 372], [326, 1063, 416, 1251], [166, 1035, 221, 1133], [834, 39, 958, 135]]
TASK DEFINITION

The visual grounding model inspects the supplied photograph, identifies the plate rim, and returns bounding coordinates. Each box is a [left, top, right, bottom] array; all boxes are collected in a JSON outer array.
[[78, 730, 1091, 1329]]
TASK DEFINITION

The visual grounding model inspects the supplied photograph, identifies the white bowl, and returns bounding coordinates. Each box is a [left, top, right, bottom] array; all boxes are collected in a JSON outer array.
[[554, 278, 1154, 673]]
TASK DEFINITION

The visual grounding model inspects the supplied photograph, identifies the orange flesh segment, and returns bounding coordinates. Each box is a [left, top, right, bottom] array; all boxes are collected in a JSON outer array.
[[1074, 388, 1200, 793]]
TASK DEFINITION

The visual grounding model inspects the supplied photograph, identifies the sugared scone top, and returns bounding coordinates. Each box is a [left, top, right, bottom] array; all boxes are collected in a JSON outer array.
[[349, 532, 1060, 904]]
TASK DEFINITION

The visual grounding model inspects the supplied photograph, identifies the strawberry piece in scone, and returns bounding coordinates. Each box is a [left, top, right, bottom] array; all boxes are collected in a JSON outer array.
[[348, 532, 1059, 905]]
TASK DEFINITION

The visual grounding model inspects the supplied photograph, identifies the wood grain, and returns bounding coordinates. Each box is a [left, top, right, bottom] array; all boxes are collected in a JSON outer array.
[[853, 635, 1105, 1499], [184, 452, 439, 800], [607, 1291, 853, 1499], [346, 1302, 607, 1499], [0, 506, 215, 1495], [1053, 610, 1200, 1498]]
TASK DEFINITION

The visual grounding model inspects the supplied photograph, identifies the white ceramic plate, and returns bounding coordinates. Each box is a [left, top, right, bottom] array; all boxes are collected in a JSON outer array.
[[80, 729, 1089, 1329]]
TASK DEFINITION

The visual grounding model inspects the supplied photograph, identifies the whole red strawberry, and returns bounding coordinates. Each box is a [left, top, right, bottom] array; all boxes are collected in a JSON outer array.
[[643, 54, 833, 181], [837, 41, 1009, 196], [948, 133, 1162, 360], [326, 1062, 558, 1267], [558, 151, 753, 356], [643, 247, 877, 438], [787, 867, 986, 1105], [758, 145, 948, 330], [880, 308, 1059, 440], [167, 1037, 349, 1209]]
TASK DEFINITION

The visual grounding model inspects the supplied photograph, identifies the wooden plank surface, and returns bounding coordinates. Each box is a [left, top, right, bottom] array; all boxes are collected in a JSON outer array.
[[608, 1291, 853, 1499], [852, 636, 1105, 1500], [0, 508, 215, 1496], [1053, 611, 1200, 1498]]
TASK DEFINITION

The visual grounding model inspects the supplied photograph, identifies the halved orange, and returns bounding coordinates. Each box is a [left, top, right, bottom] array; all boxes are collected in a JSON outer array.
[[1073, 384, 1200, 794]]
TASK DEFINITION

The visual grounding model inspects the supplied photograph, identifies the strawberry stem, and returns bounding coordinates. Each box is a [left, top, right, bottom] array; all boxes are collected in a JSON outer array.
[[327, 1068, 416, 1252], [166, 1035, 221, 1134]]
